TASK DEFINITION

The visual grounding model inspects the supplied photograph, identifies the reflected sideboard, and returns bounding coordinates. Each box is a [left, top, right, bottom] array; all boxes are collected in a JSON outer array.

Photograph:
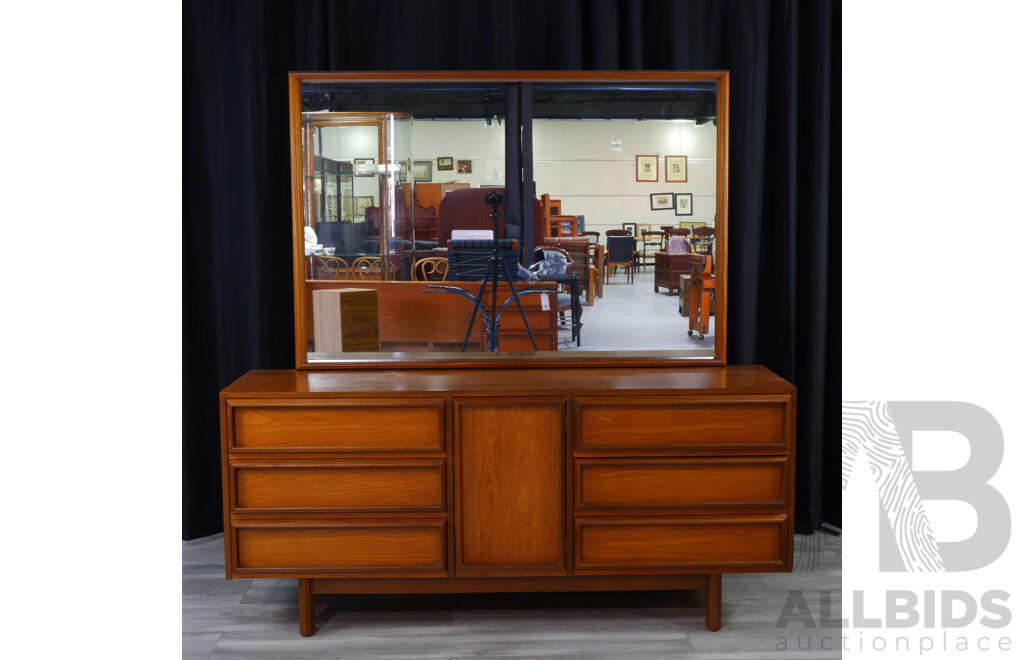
[[220, 365, 795, 635]]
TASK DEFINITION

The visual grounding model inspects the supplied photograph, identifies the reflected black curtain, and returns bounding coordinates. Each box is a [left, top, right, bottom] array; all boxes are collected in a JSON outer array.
[[183, 0, 841, 539]]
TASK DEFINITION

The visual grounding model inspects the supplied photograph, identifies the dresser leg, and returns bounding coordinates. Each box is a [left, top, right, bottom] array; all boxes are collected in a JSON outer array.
[[704, 573, 722, 630], [299, 578, 316, 636]]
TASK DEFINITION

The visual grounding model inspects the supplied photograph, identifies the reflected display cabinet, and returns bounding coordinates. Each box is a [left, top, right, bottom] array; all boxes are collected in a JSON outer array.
[[311, 156, 353, 224], [221, 71, 797, 638]]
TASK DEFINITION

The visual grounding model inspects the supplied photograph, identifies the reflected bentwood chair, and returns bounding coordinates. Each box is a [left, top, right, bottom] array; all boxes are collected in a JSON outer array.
[[411, 257, 449, 281], [315, 256, 349, 280], [350, 256, 389, 280]]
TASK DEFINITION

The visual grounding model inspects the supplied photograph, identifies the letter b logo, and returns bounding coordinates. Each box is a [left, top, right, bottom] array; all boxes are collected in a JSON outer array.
[[842, 401, 1010, 572]]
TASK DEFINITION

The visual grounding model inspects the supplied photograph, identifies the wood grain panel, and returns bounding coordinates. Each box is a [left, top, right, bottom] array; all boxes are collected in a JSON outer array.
[[236, 522, 446, 573], [575, 397, 788, 452], [234, 461, 445, 512], [312, 288, 380, 353], [455, 400, 565, 575], [231, 401, 443, 451], [575, 517, 786, 572], [304, 280, 559, 351], [575, 458, 786, 511]]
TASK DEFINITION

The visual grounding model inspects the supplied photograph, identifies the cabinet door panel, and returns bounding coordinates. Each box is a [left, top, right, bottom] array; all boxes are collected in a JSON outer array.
[[455, 399, 566, 575]]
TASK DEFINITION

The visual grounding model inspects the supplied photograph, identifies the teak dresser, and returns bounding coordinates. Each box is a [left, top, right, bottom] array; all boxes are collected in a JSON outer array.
[[220, 365, 796, 635]]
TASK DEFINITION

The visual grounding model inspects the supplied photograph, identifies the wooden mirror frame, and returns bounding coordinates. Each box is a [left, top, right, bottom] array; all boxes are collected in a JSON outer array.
[[289, 71, 729, 369]]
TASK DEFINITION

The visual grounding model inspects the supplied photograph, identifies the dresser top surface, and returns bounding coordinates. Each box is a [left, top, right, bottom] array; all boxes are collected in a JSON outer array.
[[222, 365, 794, 398]]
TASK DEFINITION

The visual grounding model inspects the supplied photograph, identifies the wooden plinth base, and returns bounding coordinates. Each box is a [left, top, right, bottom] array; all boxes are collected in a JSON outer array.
[[297, 574, 723, 636]]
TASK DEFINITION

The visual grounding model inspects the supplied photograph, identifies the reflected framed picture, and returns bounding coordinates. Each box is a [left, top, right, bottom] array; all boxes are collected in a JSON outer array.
[[457, 159, 473, 174], [674, 192, 694, 216], [353, 195, 374, 220], [437, 156, 453, 171], [636, 155, 658, 182], [621, 222, 637, 236], [666, 155, 688, 182], [650, 192, 674, 210], [353, 157, 376, 177], [413, 160, 432, 182]]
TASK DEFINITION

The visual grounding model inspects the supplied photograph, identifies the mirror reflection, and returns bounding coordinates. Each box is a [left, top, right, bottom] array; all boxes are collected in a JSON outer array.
[[295, 74, 724, 365]]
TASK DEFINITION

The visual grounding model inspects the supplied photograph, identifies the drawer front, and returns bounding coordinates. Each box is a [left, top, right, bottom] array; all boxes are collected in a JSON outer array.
[[235, 521, 446, 574], [575, 516, 787, 572], [575, 458, 786, 511], [233, 461, 445, 512], [575, 397, 789, 452], [230, 400, 444, 451]]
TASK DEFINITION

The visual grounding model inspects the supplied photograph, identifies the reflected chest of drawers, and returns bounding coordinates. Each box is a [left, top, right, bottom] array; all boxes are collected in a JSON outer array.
[[220, 366, 795, 635], [654, 251, 696, 295]]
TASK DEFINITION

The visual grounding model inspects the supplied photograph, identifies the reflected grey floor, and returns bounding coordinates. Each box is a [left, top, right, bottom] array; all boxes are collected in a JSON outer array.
[[183, 530, 841, 659], [558, 270, 715, 353]]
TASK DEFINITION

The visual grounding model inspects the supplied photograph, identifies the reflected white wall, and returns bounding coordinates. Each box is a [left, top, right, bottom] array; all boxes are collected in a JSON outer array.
[[410, 119, 717, 234]]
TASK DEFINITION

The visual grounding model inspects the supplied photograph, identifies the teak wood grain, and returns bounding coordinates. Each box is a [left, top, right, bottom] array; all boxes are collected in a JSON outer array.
[[235, 521, 447, 574], [311, 288, 381, 353], [221, 365, 794, 396], [574, 396, 790, 454], [304, 280, 559, 352], [454, 400, 566, 575], [219, 364, 795, 636], [229, 400, 444, 452], [574, 458, 787, 511], [233, 461, 446, 512], [574, 516, 787, 573]]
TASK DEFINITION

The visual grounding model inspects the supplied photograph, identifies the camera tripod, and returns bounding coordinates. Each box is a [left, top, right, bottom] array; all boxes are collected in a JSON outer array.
[[426, 192, 553, 352]]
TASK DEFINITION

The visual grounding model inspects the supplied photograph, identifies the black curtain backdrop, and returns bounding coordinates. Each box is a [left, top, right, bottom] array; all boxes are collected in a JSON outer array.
[[183, 0, 841, 540]]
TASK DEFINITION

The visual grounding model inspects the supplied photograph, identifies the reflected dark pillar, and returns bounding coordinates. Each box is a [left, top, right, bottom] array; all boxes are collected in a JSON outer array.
[[504, 84, 522, 248], [502, 82, 536, 265], [520, 83, 534, 263]]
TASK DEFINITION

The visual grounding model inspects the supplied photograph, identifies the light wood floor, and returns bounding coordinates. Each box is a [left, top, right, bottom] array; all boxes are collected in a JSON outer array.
[[183, 530, 842, 659]]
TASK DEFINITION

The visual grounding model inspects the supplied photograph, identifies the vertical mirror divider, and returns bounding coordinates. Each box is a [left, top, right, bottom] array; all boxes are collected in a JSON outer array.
[[715, 72, 729, 365], [289, 73, 307, 367]]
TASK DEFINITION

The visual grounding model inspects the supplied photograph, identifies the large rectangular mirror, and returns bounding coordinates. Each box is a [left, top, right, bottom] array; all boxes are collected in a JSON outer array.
[[290, 71, 729, 369]]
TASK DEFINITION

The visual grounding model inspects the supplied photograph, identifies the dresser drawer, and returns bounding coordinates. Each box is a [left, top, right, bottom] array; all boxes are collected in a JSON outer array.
[[574, 396, 790, 453], [232, 461, 445, 512], [574, 516, 787, 572], [575, 458, 787, 511], [228, 400, 444, 452], [235, 521, 447, 575]]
